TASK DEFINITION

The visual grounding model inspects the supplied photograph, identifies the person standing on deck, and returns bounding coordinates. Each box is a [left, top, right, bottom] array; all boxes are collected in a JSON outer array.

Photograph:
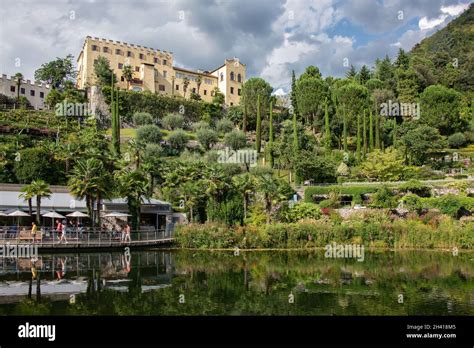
[[31, 222, 37, 243], [59, 220, 68, 244], [123, 223, 131, 243]]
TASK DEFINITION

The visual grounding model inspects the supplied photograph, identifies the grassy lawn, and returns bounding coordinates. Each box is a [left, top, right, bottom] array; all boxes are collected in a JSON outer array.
[[106, 128, 136, 138]]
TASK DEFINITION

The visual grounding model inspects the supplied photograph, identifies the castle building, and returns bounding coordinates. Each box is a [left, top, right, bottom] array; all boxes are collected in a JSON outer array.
[[0, 74, 51, 110], [76, 36, 246, 106]]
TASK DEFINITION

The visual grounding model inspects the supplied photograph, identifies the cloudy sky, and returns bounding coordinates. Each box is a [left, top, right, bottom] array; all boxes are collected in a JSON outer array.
[[0, 0, 471, 93]]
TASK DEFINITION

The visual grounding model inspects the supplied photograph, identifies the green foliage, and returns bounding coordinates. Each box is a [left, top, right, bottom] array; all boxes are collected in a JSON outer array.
[[399, 180, 432, 197], [192, 121, 211, 131], [14, 147, 64, 184], [357, 148, 406, 181], [216, 118, 234, 134], [132, 112, 154, 126], [136, 124, 162, 145], [401, 193, 423, 212], [93, 56, 116, 87], [241, 77, 273, 119], [223, 130, 247, 150], [420, 85, 468, 135], [279, 202, 321, 223], [371, 186, 397, 208], [196, 128, 219, 150], [207, 195, 244, 226], [399, 124, 446, 165], [295, 75, 329, 128], [167, 129, 190, 152], [161, 113, 185, 130], [34, 54, 77, 89], [294, 151, 337, 183], [448, 132, 467, 148]]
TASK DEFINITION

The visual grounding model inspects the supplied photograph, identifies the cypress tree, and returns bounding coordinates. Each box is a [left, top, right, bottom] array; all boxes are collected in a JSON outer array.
[[243, 102, 248, 133], [363, 109, 367, 157], [392, 119, 397, 148], [114, 88, 121, 155], [292, 94, 299, 185], [324, 99, 331, 152], [356, 113, 361, 161], [369, 110, 374, 151], [256, 94, 262, 153], [291, 70, 299, 120], [343, 108, 348, 153], [375, 111, 380, 150], [268, 101, 274, 168]]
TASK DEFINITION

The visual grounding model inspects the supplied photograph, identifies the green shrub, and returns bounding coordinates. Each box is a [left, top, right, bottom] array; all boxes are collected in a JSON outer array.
[[216, 118, 234, 134], [161, 113, 185, 130], [401, 194, 423, 213], [223, 130, 247, 150], [132, 112, 153, 126], [371, 186, 398, 208], [136, 124, 162, 145], [279, 202, 321, 223], [167, 129, 190, 152], [196, 128, 218, 150], [448, 132, 466, 148], [192, 121, 211, 131], [399, 180, 431, 197]]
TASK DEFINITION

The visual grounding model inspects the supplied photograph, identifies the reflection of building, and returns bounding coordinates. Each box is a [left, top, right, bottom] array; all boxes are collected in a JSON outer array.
[[0, 74, 51, 109], [0, 184, 174, 231], [76, 36, 246, 105]]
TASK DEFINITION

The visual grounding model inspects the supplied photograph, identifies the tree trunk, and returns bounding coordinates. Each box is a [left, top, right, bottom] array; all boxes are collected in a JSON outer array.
[[36, 196, 41, 224]]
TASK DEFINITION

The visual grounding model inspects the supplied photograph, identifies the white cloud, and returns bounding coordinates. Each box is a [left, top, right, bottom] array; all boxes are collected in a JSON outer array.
[[441, 3, 470, 16], [418, 14, 448, 30]]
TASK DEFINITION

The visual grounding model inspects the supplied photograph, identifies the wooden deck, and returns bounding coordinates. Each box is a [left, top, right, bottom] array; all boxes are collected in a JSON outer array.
[[0, 230, 175, 251]]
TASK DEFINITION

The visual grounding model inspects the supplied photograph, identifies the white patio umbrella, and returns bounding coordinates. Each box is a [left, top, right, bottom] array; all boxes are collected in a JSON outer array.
[[42, 211, 66, 229], [0, 211, 8, 216], [104, 212, 131, 217], [66, 211, 89, 229], [8, 210, 30, 229]]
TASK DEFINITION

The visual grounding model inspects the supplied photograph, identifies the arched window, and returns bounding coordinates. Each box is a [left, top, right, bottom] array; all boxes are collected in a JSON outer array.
[[230, 72, 235, 81], [220, 72, 224, 82], [237, 73, 242, 83]]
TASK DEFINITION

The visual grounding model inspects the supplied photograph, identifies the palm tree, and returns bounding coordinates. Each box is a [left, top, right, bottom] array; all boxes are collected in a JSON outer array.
[[196, 75, 202, 95], [19, 184, 34, 216], [232, 173, 256, 219], [183, 77, 190, 98], [68, 158, 105, 226], [13, 72, 23, 100], [256, 173, 292, 224], [29, 180, 52, 224], [122, 64, 134, 90], [115, 169, 150, 230]]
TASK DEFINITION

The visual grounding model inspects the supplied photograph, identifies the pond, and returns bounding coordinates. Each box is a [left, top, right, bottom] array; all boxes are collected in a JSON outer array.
[[0, 249, 472, 315]]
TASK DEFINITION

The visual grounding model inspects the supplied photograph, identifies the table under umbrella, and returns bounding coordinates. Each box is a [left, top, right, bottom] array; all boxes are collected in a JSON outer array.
[[8, 210, 30, 230]]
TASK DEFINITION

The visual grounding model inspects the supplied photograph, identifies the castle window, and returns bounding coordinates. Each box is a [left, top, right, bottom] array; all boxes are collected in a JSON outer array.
[[237, 73, 242, 83], [30, 90, 35, 96], [159, 85, 165, 91], [127, 51, 132, 57], [238, 89, 241, 96], [139, 53, 145, 60], [118, 63, 123, 69], [204, 90, 207, 95], [121, 76, 125, 81], [176, 85, 179, 90], [92, 45, 99, 51], [230, 87, 234, 94], [135, 66, 140, 72], [20, 88, 25, 94], [163, 59, 167, 66], [192, 88, 196, 93], [103, 47, 109, 53], [230, 72, 235, 81], [115, 49, 122, 55], [40, 92, 44, 98], [154, 57, 159, 64], [10, 86, 15, 93]]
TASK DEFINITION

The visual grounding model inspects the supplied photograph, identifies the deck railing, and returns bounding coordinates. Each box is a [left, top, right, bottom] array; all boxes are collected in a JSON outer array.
[[0, 226, 174, 247]]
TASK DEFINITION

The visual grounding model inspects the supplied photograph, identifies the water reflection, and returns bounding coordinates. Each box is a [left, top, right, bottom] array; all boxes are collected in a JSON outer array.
[[0, 250, 472, 315]]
